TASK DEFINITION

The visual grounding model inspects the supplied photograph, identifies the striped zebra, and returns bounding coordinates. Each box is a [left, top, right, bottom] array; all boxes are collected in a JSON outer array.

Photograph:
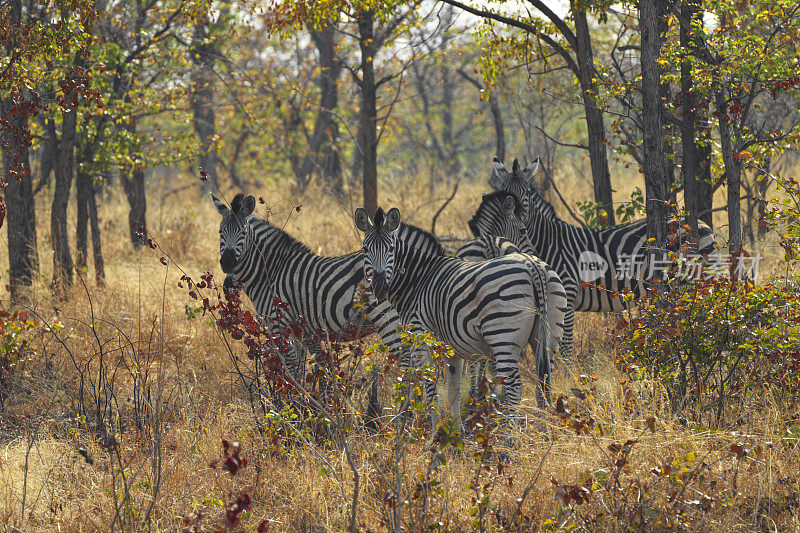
[[488, 158, 717, 357], [211, 193, 408, 395], [455, 233, 567, 402], [354, 206, 557, 434]]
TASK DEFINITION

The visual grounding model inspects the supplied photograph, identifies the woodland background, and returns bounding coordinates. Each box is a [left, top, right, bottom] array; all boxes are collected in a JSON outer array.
[[2, 0, 800, 531]]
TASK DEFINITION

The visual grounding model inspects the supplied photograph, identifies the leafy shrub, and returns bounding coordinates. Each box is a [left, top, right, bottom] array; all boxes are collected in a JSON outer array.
[[0, 310, 36, 410], [614, 275, 800, 427]]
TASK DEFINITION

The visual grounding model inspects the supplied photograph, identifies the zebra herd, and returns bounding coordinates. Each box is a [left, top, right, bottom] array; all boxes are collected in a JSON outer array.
[[212, 156, 716, 435]]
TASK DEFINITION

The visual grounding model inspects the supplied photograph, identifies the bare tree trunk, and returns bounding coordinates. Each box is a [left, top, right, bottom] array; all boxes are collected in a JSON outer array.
[[88, 176, 104, 284], [76, 165, 89, 271], [716, 89, 742, 255], [680, 0, 700, 244], [122, 164, 147, 248], [756, 157, 771, 240], [191, 22, 217, 197], [573, 3, 615, 226], [34, 116, 57, 195], [488, 93, 505, 164], [297, 23, 343, 196], [639, 0, 670, 248], [358, 10, 379, 216], [696, 109, 714, 228], [2, 92, 39, 302], [51, 99, 77, 290], [75, 163, 104, 285]]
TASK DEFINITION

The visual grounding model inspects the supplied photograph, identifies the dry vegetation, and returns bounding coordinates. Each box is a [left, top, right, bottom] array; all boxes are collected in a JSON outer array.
[[0, 171, 798, 532]]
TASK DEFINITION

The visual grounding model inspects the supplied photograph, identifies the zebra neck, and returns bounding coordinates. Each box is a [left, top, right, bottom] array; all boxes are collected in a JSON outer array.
[[526, 192, 591, 254], [234, 220, 312, 294], [388, 226, 445, 306]]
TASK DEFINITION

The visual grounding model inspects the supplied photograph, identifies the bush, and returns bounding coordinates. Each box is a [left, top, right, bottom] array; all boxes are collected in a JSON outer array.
[[614, 275, 800, 427], [0, 310, 35, 410]]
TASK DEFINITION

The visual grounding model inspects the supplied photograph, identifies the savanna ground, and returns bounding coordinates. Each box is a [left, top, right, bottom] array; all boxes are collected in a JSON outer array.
[[0, 168, 798, 532]]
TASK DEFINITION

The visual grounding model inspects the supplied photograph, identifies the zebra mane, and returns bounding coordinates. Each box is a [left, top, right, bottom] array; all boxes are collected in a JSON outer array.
[[373, 207, 385, 228], [398, 222, 445, 256], [500, 162, 559, 223], [528, 186, 559, 223], [249, 216, 313, 256], [468, 190, 525, 236]]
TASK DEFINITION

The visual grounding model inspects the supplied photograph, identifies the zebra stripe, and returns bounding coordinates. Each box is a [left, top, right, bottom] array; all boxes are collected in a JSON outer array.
[[455, 235, 567, 403], [212, 193, 406, 386], [355, 206, 556, 435], [486, 158, 717, 357]]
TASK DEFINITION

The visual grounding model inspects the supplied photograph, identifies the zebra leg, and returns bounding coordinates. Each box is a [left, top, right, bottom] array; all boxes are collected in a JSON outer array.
[[285, 338, 307, 385], [305, 336, 328, 404], [494, 354, 523, 446], [560, 304, 576, 366], [445, 357, 465, 434]]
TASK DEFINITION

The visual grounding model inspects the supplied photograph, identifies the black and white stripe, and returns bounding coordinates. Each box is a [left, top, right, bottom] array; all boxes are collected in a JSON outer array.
[[487, 158, 717, 356], [455, 234, 567, 400], [212, 193, 406, 384], [355, 206, 557, 433]]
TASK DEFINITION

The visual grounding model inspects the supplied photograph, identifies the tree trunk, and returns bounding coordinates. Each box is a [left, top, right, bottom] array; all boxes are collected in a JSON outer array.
[[358, 10, 379, 216], [680, 0, 700, 244], [51, 99, 77, 290], [2, 92, 39, 302], [75, 165, 104, 283], [573, 3, 615, 226], [756, 157, 770, 240], [76, 164, 89, 271], [297, 23, 343, 196], [488, 92, 505, 164], [696, 108, 714, 228], [122, 163, 147, 248], [716, 89, 742, 255], [639, 0, 670, 248], [191, 22, 217, 197]]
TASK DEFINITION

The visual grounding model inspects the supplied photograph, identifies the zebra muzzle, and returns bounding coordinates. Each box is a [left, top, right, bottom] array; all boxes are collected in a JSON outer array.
[[220, 249, 237, 273], [372, 273, 389, 300]]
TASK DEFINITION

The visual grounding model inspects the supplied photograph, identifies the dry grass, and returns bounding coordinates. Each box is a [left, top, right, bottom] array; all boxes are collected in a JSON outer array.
[[0, 171, 797, 531]]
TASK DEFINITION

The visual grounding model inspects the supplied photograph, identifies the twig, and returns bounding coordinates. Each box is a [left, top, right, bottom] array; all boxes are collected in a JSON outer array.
[[539, 161, 588, 228], [512, 438, 554, 524], [430, 180, 460, 237]]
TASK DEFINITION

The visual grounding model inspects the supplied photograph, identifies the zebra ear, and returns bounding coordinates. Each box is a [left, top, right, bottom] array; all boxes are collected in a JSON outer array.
[[210, 193, 228, 215], [354, 207, 371, 232], [490, 157, 508, 189], [522, 157, 540, 183], [502, 195, 517, 220], [239, 194, 256, 216], [385, 207, 401, 233]]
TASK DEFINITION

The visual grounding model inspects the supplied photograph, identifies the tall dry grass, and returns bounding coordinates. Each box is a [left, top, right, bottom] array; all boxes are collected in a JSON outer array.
[[0, 169, 796, 531]]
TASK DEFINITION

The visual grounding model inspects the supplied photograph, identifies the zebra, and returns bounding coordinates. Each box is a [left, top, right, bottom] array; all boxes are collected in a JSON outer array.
[[211, 193, 410, 404], [354, 206, 558, 435], [488, 157, 717, 357], [455, 233, 567, 403]]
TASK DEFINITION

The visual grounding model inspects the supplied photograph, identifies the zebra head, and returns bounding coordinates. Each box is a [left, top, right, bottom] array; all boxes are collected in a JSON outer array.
[[210, 192, 256, 274], [468, 191, 535, 255], [354, 206, 401, 300], [489, 156, 540, 221]]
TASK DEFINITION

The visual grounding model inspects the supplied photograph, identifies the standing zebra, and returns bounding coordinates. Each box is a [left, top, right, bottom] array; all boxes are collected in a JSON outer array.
[[459, 194, 568, 394], [354, 206, 557, 434], [211, 193, 408, 393], [467, 191, 570, 361], [488, 158, 717, 357]]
